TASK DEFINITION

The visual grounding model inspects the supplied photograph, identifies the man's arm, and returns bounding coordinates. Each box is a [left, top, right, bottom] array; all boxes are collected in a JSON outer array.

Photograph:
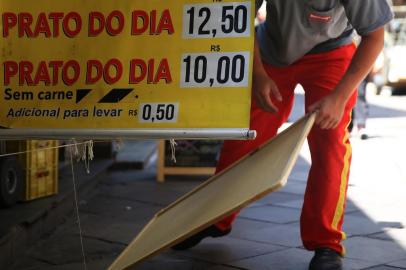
[[308, 27, 385, 129], [251, 0, 283, 112], [252, 35, 282, 112]]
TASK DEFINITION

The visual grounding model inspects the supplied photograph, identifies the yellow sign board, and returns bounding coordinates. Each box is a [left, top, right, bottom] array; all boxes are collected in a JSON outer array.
[[0, 0, 254, 131]]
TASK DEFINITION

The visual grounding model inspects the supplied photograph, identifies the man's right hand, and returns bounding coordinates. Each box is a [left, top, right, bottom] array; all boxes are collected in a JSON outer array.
[[252, 70, 282, 113], [252, 36, 282, 113]]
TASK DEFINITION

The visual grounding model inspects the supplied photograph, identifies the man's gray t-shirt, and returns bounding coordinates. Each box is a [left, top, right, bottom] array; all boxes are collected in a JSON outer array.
[[256, 0, 393, 67]]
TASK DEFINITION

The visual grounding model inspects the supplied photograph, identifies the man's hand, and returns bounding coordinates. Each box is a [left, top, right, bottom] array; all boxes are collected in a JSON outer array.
[[308, 93, 346, 129], [253, 70, 282, 113], [252, 36, 282, 113]]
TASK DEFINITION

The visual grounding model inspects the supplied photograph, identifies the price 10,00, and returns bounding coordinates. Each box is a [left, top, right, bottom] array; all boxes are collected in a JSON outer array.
[[181, 52, 249, 88]]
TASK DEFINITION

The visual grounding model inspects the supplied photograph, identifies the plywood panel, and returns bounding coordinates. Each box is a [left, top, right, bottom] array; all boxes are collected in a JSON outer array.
[[108, 113, 316, 270]]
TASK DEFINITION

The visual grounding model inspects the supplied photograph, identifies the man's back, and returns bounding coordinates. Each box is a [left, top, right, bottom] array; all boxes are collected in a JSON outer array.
[[255, 0, 393, 66]]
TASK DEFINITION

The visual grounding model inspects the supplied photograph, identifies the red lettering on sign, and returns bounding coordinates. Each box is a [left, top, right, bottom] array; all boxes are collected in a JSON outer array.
[[19, 13, 34, 37], [85, 59, 124, 84], [20, 61, 34, 85], [88, 11, 124, 37], [4, 59, 171, 86], [129, 58, 172, 84], [157, 10, 174, 34], [34, 61, 52, 85], [48, 12, 64, 37], [2, 13, 17, 37], [2, 12, 82, 38], [62, 60, 80, 85], [62, 12, 82, 38], [131, 9, 174, 35], [155, 58, 172, 83], [149, 10, 157, 35], [106, 11, 125, 36], [103, 58, 123, 84], [89, 12, 105, 36], [3, 61, 18, 85], [48, 61, 64, 84], [132, 10, 149, 35], [147, 59, 155, 83], [4, 60, 80, 86], [129, 59, 147, 83], [35, 13, 52, 37], [86, 60, 103, 84]]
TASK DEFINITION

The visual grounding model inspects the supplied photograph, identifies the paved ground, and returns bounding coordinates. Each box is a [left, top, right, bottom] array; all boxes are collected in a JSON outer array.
[[9, 90, 406, 270]]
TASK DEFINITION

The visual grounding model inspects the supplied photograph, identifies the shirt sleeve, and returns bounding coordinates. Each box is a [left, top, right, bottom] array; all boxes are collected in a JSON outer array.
[[255, 0, 264, 13], [342, 0, 394, 36]]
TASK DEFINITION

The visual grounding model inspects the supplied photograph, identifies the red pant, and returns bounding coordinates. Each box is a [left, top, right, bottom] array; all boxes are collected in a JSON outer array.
[[215, 44, 357, 255]]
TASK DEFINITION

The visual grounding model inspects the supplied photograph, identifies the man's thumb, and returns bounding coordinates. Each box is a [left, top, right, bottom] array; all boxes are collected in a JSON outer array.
[[271, 87, 283, 101], [308, 102, 319, 112]]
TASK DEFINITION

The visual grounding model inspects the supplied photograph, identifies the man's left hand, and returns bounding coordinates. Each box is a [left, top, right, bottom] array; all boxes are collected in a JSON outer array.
[[308, 93, 346, 130]]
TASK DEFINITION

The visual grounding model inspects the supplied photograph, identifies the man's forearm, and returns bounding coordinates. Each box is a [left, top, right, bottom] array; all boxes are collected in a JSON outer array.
[[253, 36, 268, 79], [332, 27, 385, 103]]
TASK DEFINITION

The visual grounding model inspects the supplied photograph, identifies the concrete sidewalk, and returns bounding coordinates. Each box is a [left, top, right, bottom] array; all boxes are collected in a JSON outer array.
[[10, 150, 406, 270], [9, 92, 406, 270]]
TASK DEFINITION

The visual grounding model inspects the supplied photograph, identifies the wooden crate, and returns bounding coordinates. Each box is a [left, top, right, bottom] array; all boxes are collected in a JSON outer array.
[[157, 140, 221, 183], [19, 140, 59, 201]]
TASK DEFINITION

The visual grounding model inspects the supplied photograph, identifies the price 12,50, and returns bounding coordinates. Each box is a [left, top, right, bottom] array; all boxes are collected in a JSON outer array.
[[180, 52, 249, 88], [183, 2, 251, 38]]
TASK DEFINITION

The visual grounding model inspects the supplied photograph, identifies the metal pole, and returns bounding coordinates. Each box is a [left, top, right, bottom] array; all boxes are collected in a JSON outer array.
[[0, 128, 257, 140]]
